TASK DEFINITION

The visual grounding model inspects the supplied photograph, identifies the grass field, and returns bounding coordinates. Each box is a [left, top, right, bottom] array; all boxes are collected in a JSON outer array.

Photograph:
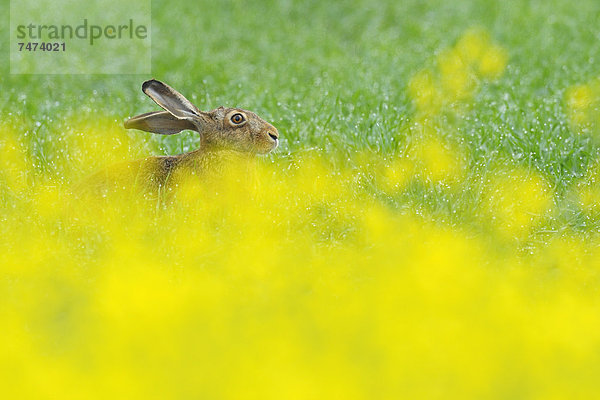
[[2, 0, 600, 398]]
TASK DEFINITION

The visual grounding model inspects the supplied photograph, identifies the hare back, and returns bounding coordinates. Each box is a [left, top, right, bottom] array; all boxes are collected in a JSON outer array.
[[75, 155, 179, 197], [79, 150, 256, 195]]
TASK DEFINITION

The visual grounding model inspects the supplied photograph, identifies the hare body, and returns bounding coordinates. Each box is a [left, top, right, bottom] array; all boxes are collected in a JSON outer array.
[[80, 80, 278, 195], [108, 149, 254, 190]]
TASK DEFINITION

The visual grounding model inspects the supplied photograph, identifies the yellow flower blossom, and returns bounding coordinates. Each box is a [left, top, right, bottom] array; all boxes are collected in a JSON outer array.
[[575, 160, 600, 214], [0, 126, 29, 192], [380, 156, 413, 192], [408, 28, 507, 117], [455, 28, 489, 64], [438, 48, 477, 102], [408, 68, 443, 116], [477, 44, 508, 80], [565, 82, 599, 132], [482, 166, 553, 237], [2, 116, 600, 399], [410, 133, 467, 184]]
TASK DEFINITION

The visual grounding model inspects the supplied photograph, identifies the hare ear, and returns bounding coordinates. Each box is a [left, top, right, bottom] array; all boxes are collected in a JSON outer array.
[[124, 111, 196, 135], [142, 79, 202, 119]]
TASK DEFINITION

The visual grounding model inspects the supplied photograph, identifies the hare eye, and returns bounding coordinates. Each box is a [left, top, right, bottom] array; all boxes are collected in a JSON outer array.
[[231, 113, 245, 125]]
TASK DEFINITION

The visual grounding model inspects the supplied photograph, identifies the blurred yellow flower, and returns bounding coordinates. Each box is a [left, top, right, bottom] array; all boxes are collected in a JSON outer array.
[[438, 48, 477, 102], [380, 156, 413, 192], [408, 68, 443, 116], [3, 114, 600, 399], [455, 28, 489, 64], [0, 126, 29, 193], [565, 81, 599, 133], [65, 118, 139, 177], [477, 44, 508, 80], [410, 133, 467, 184], [481, 166, 553, 237], [408, 28, 507, 118], [575, 160, 600, 214], [567, 84, 594, 111]]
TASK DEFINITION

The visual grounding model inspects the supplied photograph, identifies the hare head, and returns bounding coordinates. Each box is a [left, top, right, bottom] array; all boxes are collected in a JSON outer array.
[[124, 80, 279, 155]]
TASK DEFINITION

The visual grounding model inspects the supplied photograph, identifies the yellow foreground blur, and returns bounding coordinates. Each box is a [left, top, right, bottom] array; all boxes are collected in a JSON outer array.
[[1, 141, 600, 399]]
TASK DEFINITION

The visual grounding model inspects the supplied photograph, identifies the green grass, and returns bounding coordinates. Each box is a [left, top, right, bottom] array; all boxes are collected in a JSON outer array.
[[1, 0, 600, 233]]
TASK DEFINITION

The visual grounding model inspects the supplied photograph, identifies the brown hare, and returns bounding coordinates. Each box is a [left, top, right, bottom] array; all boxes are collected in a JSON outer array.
[[83, 79, 279, 195]]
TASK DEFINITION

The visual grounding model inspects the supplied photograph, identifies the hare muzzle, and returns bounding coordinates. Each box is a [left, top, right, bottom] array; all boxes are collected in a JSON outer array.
[[260, 126, 280, 154]]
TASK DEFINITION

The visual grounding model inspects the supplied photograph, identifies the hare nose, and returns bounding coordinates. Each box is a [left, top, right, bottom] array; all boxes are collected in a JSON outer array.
[[268, 131, 279, 141]]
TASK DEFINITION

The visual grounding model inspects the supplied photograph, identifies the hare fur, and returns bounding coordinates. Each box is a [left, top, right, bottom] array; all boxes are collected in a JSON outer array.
[[82, 79, 279, 195]]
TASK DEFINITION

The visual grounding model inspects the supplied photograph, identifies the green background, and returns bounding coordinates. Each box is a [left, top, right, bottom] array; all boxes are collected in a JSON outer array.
[[1, 0, 600, 192]]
